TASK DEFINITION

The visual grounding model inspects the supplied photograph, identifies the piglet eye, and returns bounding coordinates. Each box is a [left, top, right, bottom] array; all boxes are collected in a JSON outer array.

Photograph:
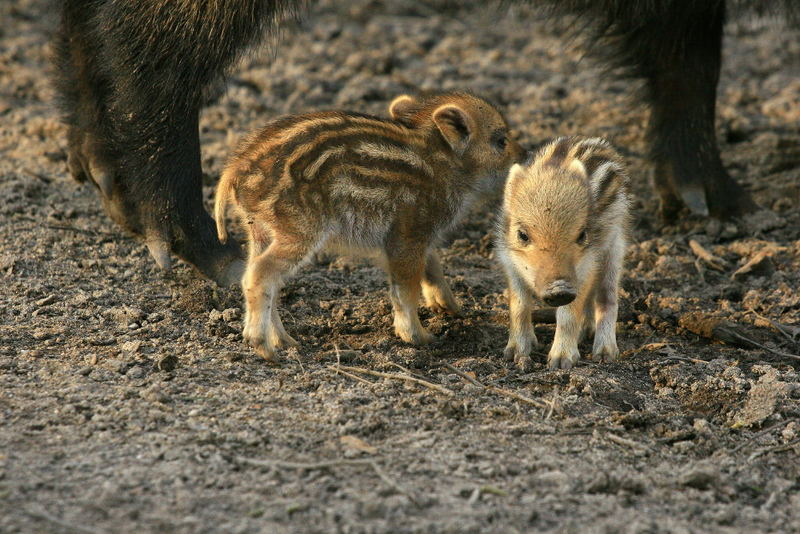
[[576, 229, 588, 245], [517, 229, 529, 244]]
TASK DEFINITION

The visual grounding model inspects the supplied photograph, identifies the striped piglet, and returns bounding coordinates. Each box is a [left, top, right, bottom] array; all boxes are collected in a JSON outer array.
[[215, 92, 524, 360]]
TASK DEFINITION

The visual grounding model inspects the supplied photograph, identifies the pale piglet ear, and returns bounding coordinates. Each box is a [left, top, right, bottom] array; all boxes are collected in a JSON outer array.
[[503, 163, 526, 199], [432, 104, 472, 154], [388, 95, 418, 121]]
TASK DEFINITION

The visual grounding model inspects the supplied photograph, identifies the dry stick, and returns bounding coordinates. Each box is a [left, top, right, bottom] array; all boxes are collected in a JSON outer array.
[[236, 456, 421, 507], [606, 433, 649, 452], [24, 507, 105, 534], [330, 366, 374, 386], [486, 386, 548, 409], [731, 417, 799, 454], [725, 330, 800, 362], [336, 365, 455, 396], [441, 363, 485, 387], [748, 438, 800, 462], [440, 363, 549, 409], [331, 345, 373, 386], [746, 308, 800, 345], [545, 387, 559, 420]]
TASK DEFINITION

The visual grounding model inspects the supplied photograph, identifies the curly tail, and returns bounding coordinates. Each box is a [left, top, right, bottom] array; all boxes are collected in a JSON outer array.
[[214, 166, 235, 244]]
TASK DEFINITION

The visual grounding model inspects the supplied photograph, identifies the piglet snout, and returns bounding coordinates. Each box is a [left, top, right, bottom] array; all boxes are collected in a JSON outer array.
[[542, 280, 576, 307]]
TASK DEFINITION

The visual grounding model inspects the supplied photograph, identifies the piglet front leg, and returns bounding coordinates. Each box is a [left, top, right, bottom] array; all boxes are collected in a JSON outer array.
[[504, 274, 538, 372]]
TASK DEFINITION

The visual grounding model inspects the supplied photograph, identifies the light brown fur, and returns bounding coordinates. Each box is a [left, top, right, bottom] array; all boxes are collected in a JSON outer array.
[[495, 136, 630, 371], [215, 92, 524, 360]]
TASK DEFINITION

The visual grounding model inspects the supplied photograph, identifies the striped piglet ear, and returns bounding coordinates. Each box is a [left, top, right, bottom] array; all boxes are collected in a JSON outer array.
[[587, 154, 628, 211], [389, 95, 419, 124]]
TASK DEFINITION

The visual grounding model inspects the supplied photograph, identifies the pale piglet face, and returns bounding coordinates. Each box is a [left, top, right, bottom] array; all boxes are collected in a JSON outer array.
[[504, 163, 593, 307]]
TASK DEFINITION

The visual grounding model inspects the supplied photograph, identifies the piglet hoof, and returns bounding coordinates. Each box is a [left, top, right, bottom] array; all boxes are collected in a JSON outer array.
[[398, 328, 435, 345], [273, 333, 299, 350], [592, 342, 620, 363], [547, 347, 580, 370], [253, 344, 280, 364], [243, 329, 278, 363], [424, 295, 463, 317], [514, 353, 532, 373]]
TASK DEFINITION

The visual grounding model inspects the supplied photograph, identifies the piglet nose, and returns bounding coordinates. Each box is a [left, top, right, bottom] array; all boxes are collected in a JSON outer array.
[[542, 280, 576, 307]]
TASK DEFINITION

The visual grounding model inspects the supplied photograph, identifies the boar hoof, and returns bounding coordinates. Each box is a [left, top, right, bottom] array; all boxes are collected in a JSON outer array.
[[547, 347, 580, 370], [146, 238, 172, 271]]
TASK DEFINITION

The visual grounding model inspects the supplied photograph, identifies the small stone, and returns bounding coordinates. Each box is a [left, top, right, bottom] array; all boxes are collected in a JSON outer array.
[[209, 309, 223, 322], [156, 354, 178, 372], [223, 352, 243, 363], [672, 440, 694, 453], [121, 340, 142, 354], [77, 366, 92, 376], [126, 365, 146, 380], [221, 308, 240, 322], [679, 464, 718, 490], [720, 223, 739, 240], [35, 294, 57, 307]]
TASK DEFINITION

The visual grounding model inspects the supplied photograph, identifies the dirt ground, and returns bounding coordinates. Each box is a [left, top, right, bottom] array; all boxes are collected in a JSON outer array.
[[1, 1, 800, 532]]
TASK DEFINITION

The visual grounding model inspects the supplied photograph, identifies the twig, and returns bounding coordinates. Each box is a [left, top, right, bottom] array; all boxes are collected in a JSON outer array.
[[368, 459, 422, 507], [236, 456, 375, 470], [545, 387, 559, 420], [688, 239, 728, 272], [441, 362, 485, 387], [731, 418, 799, 454], [330, 365, 374, 386], [24, 507, 105, 534], [606, 433, 648, 452], [236, 456, 422, 507], [330, 345, 373, 386], [746, 309, 800, 345], [440, 362, 548, 409], [486, 386, 548, 409], [336, 365, 454, 396], [747, 438, 800, 462], [388, 361, 427, 380]]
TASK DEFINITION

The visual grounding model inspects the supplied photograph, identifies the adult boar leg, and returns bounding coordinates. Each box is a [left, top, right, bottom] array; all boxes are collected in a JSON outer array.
[[52, 0, 294, 285], [639, 3, 756, 220]]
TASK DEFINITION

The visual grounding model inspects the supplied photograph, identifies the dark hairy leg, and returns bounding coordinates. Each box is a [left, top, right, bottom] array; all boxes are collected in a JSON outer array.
[[52, 0, 299, 284]]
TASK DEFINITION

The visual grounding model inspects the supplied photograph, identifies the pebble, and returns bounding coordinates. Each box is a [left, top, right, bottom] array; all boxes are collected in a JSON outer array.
[[679, 464, 718, 490], [221, 308, 240, 322], [156, 354, 179, 372]]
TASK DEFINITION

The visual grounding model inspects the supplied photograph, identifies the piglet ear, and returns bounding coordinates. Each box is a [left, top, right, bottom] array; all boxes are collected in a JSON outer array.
[[589, 158, 628, 212], [503, 163, 527, 204], [432, 104, 473, 154], [389, 95, 419, 122]]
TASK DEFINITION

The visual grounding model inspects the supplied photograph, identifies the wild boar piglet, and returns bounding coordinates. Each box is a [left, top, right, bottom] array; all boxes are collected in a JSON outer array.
[[495, 136, 630, 371], [215, 92, 524, 360]]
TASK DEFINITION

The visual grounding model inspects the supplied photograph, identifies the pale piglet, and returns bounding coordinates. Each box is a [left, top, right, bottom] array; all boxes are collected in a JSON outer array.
[[495, 136, 630, 371], [215, 92, 524, 360]]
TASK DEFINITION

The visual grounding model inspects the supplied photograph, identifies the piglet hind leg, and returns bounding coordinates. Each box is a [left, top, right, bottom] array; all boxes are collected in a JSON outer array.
[[590, 242, 625, 362], [421, 249, 462, 316], [386, 245, 434, 345], [241, 238, 308, 362], [504, 274, 538, 372]]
